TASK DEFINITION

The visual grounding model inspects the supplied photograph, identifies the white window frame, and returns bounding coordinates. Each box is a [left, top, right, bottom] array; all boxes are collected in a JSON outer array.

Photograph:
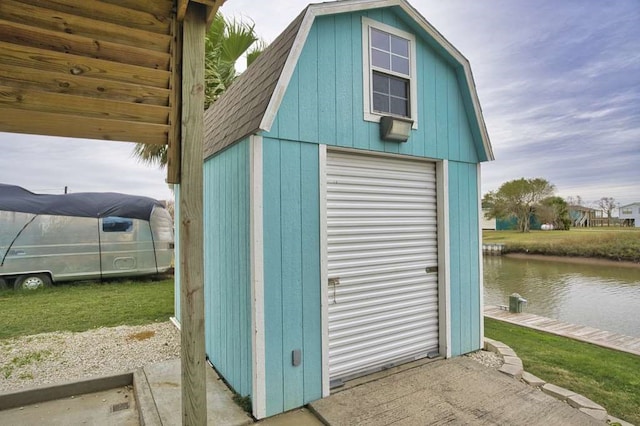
[[362, 17, 418, 128]]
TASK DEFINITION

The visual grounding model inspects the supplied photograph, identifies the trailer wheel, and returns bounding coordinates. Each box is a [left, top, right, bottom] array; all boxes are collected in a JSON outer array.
[[14, 274, 52, 291], [0, 278, 7, 290]]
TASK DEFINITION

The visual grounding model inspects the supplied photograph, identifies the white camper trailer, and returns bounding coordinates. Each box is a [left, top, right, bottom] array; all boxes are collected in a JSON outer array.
[[0, 184, 173, 290]]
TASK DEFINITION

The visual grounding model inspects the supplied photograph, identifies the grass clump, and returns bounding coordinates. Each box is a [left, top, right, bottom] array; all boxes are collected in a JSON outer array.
[[0, 278, 174, 340], [483, 228, 640, 262], [485, 318, 640, 424], [2, 349, 53, 378]]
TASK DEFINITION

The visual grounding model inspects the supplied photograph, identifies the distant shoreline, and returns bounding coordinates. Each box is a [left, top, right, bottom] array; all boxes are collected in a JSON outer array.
[[503, 252, 640, 269]]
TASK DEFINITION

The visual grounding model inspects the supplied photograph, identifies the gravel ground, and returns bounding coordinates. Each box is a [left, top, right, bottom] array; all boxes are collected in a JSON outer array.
[[1, 321, 503, 393], [465, 349, 504, 369], [0, 322, 180, 392]]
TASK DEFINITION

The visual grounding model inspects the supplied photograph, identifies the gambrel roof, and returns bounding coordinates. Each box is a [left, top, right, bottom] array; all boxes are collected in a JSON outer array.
[[204, 0, 494, 160]]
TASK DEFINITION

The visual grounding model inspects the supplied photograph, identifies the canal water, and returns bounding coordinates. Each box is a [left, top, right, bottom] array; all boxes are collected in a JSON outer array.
[[483, 256, 640, 338]]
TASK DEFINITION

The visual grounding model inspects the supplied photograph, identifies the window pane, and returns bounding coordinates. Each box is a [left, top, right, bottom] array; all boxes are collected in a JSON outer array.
[[390, 35, 409, 57], [371, 28, 389, 51], [371, 49, 390, 70], [372, 72, 389, 94], [389, 76, 407, 98], [391, 55, 410, 75], [390, 97, 408, 117], [102, 217, 133, 233], [373, 93, 389, 113]]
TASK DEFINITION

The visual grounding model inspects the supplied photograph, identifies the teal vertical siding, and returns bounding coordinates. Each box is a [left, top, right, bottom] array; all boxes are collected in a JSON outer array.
[[263, 8, 484, 357], [448, 161, 481, 356], [174, 184, 180, 323], [203, 139, 252, 397], [262, 138, 322, 416], [196, 6, 487, 418], [264, 10, 484, 164]]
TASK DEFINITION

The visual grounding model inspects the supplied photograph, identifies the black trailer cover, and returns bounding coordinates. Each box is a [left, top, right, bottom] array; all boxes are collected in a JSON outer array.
[[0, 184, 162, 221]]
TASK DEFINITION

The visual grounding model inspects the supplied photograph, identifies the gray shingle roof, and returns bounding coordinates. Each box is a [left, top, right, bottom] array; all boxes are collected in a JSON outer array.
[[203, 8, 307, 159]]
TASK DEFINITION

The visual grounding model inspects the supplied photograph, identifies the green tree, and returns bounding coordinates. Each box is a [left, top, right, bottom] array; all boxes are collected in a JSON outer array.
[[133, 13, 263, 168], [536, 196, 571, 230], [483, 178, 555, 232]]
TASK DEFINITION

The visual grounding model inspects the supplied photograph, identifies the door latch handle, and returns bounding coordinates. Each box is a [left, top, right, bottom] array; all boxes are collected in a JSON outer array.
[[425, 266, 438, 274], [328, 277, 340, 286]]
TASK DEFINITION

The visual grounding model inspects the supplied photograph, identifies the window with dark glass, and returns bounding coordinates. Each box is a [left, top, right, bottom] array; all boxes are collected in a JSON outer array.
[[102, 217, 133, 232], [370, 27, 411, 117]]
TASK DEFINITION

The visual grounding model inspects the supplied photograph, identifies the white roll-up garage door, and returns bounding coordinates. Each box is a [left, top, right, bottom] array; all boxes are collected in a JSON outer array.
[[326, 150, 439, 383]]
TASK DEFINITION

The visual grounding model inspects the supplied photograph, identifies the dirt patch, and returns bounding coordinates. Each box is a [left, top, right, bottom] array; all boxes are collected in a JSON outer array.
[[127, 330, 156, 341], [505, 253, 640, 269]]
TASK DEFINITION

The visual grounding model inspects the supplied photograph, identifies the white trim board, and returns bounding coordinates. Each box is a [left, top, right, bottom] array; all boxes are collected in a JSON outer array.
[[318, 144, 330, 397], [436, 159, 451, 358], [477, 163, 484, 349], [250, 135, 266, 419]]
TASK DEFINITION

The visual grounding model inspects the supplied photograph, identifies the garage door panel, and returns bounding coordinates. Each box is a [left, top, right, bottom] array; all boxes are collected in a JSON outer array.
[[328, 262, 437, 282], [330, 309, 435, 336], [329, 291, 437, 316], [333, 278, 438, 300], [332, 281, 436, 304], [327, 150, 439, 381], [331, 273, 431, 293], [330, 333, 438, 377]]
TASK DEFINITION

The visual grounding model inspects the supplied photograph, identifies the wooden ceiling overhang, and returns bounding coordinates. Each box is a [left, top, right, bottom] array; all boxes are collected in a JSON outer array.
[[0, 0, 223, 183]]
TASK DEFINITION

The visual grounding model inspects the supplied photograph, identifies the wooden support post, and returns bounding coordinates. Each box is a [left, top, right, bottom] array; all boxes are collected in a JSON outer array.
[[180, 3, 207, 425]]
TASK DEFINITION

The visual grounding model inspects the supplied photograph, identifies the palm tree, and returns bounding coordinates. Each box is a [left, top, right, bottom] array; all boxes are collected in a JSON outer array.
[[133, 13, 263, 168]]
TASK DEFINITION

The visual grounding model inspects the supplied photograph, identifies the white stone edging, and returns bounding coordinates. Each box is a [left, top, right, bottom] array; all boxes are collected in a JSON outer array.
[[483, 338, 633, 426]]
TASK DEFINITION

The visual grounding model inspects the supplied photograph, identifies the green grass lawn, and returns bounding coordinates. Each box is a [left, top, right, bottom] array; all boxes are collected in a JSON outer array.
[[0, 278, 174, 340], [485, 318, 640, 425], [483, 228, 640, 262]]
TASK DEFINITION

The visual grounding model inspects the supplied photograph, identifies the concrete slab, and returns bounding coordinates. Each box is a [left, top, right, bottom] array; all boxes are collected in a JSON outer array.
[[310, 357, 602, 426], [579, 407, 607, 422], [0, 386, 138, 426], [141, 359, 253, 426], [256, 408, 323, 425]]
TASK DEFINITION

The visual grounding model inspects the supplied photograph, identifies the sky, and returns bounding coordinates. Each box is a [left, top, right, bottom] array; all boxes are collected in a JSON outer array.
[[1, 0, 638, 207]]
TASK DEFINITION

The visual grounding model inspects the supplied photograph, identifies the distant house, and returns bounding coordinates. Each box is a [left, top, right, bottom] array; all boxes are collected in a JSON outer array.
[[620, 202, 640, 227], [176, 0, 494, 418], [481, 209, 496, 230], [569, 205, 597, 227], [496, 214, 541, 231]]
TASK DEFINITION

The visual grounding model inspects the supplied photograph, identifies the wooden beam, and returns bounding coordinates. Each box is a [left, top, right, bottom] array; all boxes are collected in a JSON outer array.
[[17, 0, 171, 35], [100, 0, 174, 17], [177, 0, 189, 21], [0, 19, 171, 70], [179, 3, 207, 425], [0, 108, 168, 145], [0, 41, 171, 88], [0, 0, 172, 53], [177, 0, 224, 25], [0, 84, 169, 124], [167, 16, 183, 184], [0, 63, 170, 106]]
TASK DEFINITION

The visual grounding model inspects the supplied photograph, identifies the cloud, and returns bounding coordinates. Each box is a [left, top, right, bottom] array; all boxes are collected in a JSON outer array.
[[0, 133, 172, 201], [1, 0, 638, 208]]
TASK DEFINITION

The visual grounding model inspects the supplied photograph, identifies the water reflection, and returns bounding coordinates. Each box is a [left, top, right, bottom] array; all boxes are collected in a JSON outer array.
[[483, 256, 640, 338]]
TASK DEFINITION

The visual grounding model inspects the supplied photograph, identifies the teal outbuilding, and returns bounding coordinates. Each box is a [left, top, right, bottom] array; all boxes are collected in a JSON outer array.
[[179, 0, 494, 419]]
